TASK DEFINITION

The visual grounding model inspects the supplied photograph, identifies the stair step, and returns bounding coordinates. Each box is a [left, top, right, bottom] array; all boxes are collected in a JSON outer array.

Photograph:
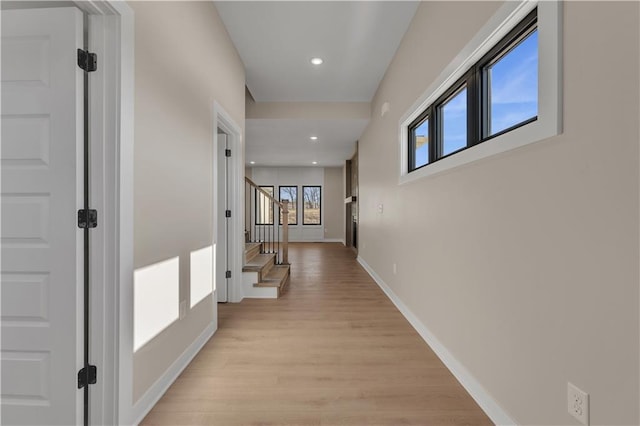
[[242, 253, 275, 277], [244, 242, 261, 263], [253, 265, 290, 297]]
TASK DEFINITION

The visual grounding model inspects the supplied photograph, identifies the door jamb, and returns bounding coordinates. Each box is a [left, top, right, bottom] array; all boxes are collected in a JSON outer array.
[[72, 1, 134, 424], [213, 102, 244, 303]]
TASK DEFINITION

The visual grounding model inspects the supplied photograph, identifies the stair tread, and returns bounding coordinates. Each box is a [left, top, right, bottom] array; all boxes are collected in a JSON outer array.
[[262, 265, 289, 282], [244, 242, 261, 253], [254, 265, 289, 288], [243, 253, 275, 272], [244, 242, 262, 263]]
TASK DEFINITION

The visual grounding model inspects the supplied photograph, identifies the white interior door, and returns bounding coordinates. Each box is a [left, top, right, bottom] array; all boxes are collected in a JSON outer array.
[[216, 131, 229, 302], [1, 7, 85, 425]]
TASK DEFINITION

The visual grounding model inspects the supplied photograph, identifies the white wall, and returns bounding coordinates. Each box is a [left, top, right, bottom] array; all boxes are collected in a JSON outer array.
[[250, 167, 343, 242], [130, 0, 245, 403], [323, 167, 345, 241], [358, 1, 639, 425]]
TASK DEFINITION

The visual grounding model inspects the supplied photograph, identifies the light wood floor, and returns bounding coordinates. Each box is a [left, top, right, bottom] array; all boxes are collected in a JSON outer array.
[[141, 243, 493, 426]]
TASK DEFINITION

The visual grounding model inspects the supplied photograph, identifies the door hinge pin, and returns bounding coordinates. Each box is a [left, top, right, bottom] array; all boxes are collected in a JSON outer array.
[[225, 210, 231, 218], [225, 270, 232, 278], [225, 149, 231, 157]]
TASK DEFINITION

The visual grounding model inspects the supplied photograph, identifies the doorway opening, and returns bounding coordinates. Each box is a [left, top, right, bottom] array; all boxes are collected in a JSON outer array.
[[216, 128, 231, 302], [213, 101, 243, 304]]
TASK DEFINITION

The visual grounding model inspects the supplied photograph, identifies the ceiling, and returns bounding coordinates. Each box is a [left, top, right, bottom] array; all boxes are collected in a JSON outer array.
[[215, 1, 419, 166], [246, 119, 368, 167]]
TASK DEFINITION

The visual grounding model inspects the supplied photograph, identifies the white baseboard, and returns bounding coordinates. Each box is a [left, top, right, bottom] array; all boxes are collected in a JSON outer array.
[[322, 238, 345, 244], [132, 322, 217, 425], [357, 256, 516, 426], [288, 238, 345, 244]]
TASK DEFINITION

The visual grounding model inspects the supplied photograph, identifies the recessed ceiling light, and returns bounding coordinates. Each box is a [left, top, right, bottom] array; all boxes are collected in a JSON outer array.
[[312, 161, 318, 165], [310, 136, 318, 141], [310, 57, 323, 65], [249, 161, 255, 165]]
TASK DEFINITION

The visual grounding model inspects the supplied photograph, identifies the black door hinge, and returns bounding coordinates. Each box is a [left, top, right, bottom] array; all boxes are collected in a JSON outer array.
[[225, 149, 231, 157], [78, 209, 98, 229], [77, 365, 97, 389], [77, 49, 97, 72], [225, 210, 231, 218], [225, 270, 232, 279]]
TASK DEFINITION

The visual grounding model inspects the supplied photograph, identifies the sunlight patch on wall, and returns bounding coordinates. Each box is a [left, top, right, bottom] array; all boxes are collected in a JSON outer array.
[[190, 245, 213, 307], [134, 257, 180, 351]]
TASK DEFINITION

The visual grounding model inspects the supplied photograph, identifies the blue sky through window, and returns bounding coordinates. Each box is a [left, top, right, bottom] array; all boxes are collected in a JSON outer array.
[[442, 87, 467, 156], [414, 120, 428, 168], [489, 29, 538, 135], [409, 26, 537, 171]]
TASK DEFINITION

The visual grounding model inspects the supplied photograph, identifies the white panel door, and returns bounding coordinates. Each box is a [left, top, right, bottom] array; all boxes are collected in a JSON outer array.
[[1, 8, 85, 425]]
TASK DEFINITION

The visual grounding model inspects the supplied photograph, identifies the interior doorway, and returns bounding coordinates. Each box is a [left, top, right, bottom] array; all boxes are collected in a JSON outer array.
[[216, 128, 231, 302], [345, 144, 359, 254]]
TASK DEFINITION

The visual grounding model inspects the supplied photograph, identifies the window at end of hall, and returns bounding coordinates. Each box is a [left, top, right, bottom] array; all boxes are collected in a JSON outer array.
[[408, 8, 538, 172], [302, 186, 321, 225], [279, 186, 297, 225]]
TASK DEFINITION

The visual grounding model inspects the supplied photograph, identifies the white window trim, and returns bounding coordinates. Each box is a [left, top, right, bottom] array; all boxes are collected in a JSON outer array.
[[399, 0, 562, 185]]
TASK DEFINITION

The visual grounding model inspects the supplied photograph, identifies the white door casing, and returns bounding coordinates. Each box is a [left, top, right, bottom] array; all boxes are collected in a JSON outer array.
[[216, 131, 229, 303], [213, 102, 243, 303], [1, 7, 85, 425]]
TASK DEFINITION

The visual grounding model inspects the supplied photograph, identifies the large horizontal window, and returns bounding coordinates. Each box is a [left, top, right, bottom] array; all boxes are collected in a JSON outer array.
[[400, 1, 560, 184]]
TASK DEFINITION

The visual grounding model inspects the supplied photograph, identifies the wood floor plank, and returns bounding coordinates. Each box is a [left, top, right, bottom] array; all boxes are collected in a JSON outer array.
[[140, 242, 493, 426]]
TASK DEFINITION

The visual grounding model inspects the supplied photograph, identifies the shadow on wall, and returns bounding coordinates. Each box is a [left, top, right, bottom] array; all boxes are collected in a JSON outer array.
[[133, 245, 213, 352]]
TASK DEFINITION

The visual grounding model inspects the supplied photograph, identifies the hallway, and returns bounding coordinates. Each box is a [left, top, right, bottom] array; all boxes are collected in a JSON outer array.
[[141, 243, 492, 425]]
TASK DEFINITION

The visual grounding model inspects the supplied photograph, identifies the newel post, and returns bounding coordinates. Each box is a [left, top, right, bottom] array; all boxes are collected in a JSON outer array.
[[282, 200, 289, 264]]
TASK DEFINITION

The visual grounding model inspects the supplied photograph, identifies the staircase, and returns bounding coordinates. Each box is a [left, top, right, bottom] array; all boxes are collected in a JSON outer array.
[[242, 242, 290, 298], [242, 178, 291, 298]]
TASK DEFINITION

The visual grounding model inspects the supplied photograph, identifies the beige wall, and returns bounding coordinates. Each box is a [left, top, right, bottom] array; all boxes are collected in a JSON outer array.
[[131, 1, 245, 401], [323, 167, 345, 241], [358, 2, 639, 425]]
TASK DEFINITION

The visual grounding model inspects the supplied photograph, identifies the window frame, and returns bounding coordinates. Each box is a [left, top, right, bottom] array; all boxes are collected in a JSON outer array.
[[302, 185, 322, 226], [399, 0, 561, 185], [255, 185, 274, 225], [407, 8, 537, 174], [278, 185, 298, 226], [477, 9, 539, 141], [408, 109, 431, 172]]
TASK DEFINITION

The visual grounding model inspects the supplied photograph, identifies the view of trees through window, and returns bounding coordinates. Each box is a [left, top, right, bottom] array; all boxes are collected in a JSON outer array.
[[303, 186, 321, 225], [279, 186, 297, 225]]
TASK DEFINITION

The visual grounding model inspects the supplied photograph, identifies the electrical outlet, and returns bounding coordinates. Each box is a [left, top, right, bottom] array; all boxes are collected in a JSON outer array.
[[377, 203, 383, 214], [568, 382, 589, 425], [179, 300, 186, 320]]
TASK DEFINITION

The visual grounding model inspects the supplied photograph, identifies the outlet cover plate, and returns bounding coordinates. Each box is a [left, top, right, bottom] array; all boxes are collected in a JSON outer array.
[[568, 382, 589, 425]]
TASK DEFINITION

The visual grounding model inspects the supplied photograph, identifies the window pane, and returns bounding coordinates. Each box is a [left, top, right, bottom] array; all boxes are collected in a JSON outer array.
[[303, 186, 321, 225], [441, 87, 467, 156], [279, 186, 297, 225], [257, 186, 273, 225], [412, 119, 429, 169], [487, 28, 538, 136]]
